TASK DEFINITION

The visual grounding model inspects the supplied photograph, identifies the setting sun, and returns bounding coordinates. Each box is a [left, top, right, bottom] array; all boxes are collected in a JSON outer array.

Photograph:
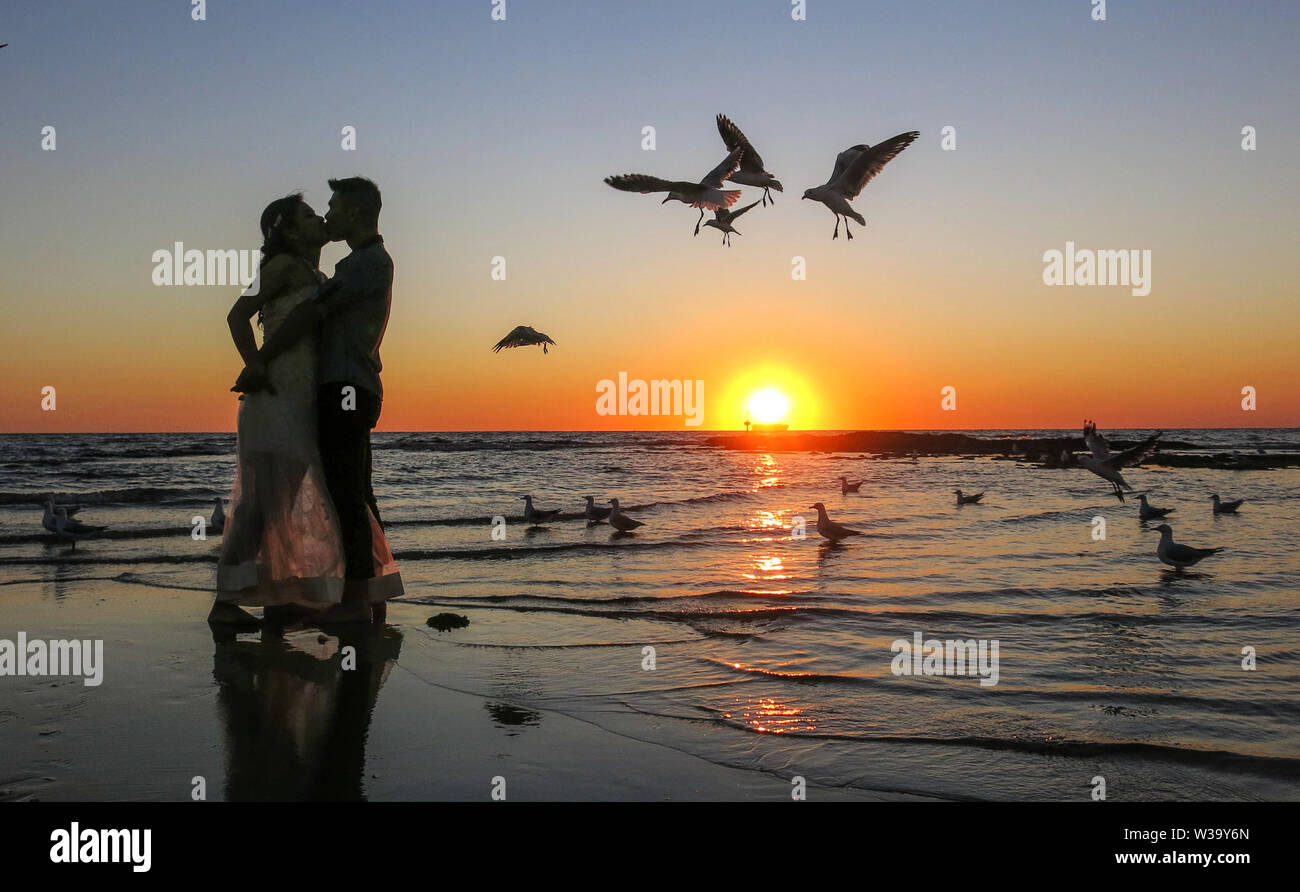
[[747, 388, 791, 424]]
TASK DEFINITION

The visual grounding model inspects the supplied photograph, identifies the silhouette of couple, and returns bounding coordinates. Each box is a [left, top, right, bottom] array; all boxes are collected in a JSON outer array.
[[211, 177, 402, 627]]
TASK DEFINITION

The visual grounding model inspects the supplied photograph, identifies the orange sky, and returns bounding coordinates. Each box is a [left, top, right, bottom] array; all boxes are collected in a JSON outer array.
[[4, 3, 1297, 433], [4, 256, 1296, 432]]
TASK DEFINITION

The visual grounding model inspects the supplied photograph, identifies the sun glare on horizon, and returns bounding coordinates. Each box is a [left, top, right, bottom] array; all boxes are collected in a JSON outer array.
[[747, 388, 791, 425]]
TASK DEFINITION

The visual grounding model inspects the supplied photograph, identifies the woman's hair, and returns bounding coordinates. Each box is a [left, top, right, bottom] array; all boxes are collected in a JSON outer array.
[[255, 193, 307, 328], [258, 192, 307, 269]]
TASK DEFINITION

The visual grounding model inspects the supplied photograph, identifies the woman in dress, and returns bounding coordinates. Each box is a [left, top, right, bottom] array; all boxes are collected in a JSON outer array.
[[209, 194, 400, 626]]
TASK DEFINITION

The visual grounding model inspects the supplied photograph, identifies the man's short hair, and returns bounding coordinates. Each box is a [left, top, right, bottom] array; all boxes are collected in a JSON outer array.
[[328, 176, 382, 227]]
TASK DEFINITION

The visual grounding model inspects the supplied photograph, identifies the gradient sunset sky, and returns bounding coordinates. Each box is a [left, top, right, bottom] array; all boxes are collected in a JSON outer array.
[[2, 0, 1296, 432]]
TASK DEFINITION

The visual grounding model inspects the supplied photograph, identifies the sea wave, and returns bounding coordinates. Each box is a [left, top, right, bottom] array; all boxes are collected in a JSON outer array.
[[0, 487, 217, 507]]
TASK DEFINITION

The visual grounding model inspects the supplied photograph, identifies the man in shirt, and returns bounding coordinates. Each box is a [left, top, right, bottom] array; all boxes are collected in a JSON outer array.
[[234, 176, 392, 622]]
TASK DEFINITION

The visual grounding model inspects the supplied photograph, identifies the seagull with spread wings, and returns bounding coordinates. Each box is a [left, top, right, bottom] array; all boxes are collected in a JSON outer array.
[[700, 199, 761, 246], [802, 131, 919, 240], [492, 325, 556, 354], [605, 146, 744, 235], [1079, 419, 1161, 503], [716, 114, 782, 206]]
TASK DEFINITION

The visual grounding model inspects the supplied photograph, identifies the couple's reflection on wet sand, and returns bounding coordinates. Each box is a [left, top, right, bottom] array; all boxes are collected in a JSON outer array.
[[211, 621, 402, 801]]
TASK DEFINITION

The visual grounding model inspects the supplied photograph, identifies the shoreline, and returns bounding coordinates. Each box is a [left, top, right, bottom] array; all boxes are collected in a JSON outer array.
[[0, 580, 907, 802], [4, 576, 1296, 801]]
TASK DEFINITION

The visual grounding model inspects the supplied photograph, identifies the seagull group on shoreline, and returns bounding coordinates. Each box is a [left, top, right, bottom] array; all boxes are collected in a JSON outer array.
[[809, 419, 1248, 575], [1067, 421, 1243, 569], [517, 495, 646, 535], [36, 418, 1249, 579], [41, 498, 105, 548], [605, 114, 919, 243]]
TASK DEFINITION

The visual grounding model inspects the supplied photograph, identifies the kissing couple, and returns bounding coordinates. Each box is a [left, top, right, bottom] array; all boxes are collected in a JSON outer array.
[[209, 176, 403, 627]]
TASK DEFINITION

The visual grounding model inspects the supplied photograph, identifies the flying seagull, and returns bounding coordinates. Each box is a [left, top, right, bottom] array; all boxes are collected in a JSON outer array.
[[1152, 524, 1223, 570], [607, 498, 644, 533], [1211, 494, 1245, 515], [701, 199, 761, 246], [802, 131, 919, 240], [1137, 494, 1173, 520], [523, 495, 560, 526], [605, 146, 744, 235], [809, 502, 861, 540], [1080, 420, 1161, 503], [954, 489, 984, 506], [716, 114, 783, 205], [493, 325, 556, 354]]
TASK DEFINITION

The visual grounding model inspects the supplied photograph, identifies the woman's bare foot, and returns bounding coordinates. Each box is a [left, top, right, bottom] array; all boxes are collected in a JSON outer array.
[[207, 601, 261, 628]]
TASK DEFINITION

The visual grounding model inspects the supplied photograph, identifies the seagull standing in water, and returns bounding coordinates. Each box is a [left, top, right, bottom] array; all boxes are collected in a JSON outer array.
[[42, 499, 105, 548], [1079, 420, 1161, 503], [701, 199, 761, 246], [954, 489, 984, 506], [1212, 494, 1245, 514], [583, 496, 612, 523], [803, 131, 919, 240], [211, 497, 226, 533], [605, 147, 744, 235], [838, 476, 863, 494], [1152, 524, 1223, 570], [607, 498, 644, 533], [522, 495, 561, 527], [1137, 494, 1173, 520], [809, 502, 861, 540], [716, 114, 783, 205], [493, 326, 556, 354]]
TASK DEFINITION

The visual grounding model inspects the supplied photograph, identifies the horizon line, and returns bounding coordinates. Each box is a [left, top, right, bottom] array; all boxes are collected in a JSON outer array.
[[3, 426, 1298, 436]]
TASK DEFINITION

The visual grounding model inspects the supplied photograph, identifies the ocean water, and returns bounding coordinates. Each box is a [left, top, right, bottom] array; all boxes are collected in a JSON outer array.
[[2, 429, 1299, 800]]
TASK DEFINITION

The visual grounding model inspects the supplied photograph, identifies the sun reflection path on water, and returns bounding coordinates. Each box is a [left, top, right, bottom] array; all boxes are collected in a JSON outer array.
[[739, 456, 798, 594], [751, 453, 781, 490], [742, 553, 791, 587], [723, 696, 816, 734]]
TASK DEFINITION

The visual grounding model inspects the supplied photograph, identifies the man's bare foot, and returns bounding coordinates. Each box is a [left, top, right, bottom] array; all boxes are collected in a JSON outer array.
[[207, 601, 261, 628]]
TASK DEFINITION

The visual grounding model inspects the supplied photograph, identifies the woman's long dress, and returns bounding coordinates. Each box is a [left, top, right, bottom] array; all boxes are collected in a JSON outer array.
[[216, 280, 402, 607]]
